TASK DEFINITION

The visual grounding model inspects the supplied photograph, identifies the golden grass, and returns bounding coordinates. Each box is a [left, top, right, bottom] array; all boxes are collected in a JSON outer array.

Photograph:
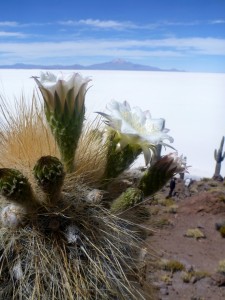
[[0, 93, 57, 171], [0, 93, 108, 185]]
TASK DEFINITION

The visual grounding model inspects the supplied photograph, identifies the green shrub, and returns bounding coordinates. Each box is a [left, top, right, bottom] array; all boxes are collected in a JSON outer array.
[[219, 226, 225, 238], [185, 228, 206, 240], [217, 260, 225, 274], [160, 259, 185, 273]]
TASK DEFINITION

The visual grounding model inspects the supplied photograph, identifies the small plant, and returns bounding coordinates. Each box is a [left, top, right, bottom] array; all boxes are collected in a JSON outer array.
[[166, 204, 178, 214], [218, 194, 225, 202], [160, 259, 185, 273], [217, 259, 225, 274], [181, 270, 210, 283], [153, 218, 171, 229], [209, 181, 218, 187], [202, 177, 210, 182], [157, 198, 175, 207], [219, 226, 225, 238], [184, 228, 206, 240], [181, 271, 193, 283], [215, 221, 225, 238], [160, 274, 172, 285]]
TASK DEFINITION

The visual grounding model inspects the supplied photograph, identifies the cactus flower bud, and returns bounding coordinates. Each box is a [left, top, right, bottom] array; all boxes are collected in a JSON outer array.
[[139, 152, 187, 196]]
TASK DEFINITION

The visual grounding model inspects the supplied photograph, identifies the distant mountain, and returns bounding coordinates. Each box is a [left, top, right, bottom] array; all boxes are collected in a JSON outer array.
[[0, 59, 184, 72], [0, 63, 85, 70]]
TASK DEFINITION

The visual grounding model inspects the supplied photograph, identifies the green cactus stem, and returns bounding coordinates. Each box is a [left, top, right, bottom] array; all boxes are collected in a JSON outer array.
[[103, 131, 142, 183], [110, 187, 143, 214], [0, 168, 36, 210], [213, 136, 225, 181], [33, 156, 65, 204], [138, 155, 177, 197], [44, 96, 85, 173]]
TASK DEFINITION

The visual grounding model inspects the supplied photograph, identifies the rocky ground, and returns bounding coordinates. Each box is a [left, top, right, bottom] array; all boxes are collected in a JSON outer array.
[[140, 178, 225, 300]]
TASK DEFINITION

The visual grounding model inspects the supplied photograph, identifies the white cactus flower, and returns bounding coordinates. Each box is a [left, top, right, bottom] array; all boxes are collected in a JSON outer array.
[[33, 71, 91, 113], [98, 100, 174, 165]]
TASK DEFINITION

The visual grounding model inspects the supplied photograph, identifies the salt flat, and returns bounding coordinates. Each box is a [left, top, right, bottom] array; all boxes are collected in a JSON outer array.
[[0, 69, 224, 178]]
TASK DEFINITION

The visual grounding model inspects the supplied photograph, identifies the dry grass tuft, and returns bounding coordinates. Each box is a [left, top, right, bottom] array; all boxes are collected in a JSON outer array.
[[184, 228, 206, 240], [0, 93, 58, 172], [0, 93, 107, 185], [0, 201, 144, 299]]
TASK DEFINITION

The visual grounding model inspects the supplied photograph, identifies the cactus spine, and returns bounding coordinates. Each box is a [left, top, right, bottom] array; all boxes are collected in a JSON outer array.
[[213, 136, 225, 181]]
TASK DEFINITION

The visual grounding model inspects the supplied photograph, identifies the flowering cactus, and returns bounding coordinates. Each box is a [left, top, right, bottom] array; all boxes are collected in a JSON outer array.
[[33, 72, 91, 172], [0, 71, 186, 299]]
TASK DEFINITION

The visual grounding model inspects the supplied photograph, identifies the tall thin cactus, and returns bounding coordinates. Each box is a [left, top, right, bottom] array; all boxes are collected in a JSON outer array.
[[213, 136, 225, 181]]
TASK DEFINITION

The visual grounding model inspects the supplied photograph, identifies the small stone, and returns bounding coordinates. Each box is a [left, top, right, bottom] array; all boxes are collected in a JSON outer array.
[[64, 225, 81, 244], [186, 265, 195, 272], [190, 276, 197, 284], [1, 204, 25, 228], [211, 273, 225, 286], [86, 189, 104, 204], [160, 286, 169, 295]]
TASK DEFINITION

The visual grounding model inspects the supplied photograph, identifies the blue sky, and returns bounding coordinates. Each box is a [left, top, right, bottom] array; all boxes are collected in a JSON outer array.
[[0, 0, 225, 72]]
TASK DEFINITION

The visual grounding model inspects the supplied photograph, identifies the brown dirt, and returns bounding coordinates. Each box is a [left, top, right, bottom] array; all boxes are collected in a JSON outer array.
[[142, 178, 225, 300]]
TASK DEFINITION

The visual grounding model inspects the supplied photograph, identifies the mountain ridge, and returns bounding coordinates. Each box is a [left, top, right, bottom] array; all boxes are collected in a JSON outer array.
[[0, 59, 184, 72]]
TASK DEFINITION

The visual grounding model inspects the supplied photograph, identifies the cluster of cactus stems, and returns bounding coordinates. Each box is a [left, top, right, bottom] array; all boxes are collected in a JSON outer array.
[[0, 71, 184, 221], [0, 71, 185, 299], [213, 136, 225, 181], [0, 156, 65, 214]]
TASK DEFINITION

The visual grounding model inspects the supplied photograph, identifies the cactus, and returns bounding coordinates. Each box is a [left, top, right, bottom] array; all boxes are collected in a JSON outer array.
[[33, 156, 65, 204], [103, 131, 142, 183], [33, 72, 90, 173], [0, 168, 37, 210], [213, 136, 225, 181], [138, 153, 185, 197], [110, 187, 143, 213]]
